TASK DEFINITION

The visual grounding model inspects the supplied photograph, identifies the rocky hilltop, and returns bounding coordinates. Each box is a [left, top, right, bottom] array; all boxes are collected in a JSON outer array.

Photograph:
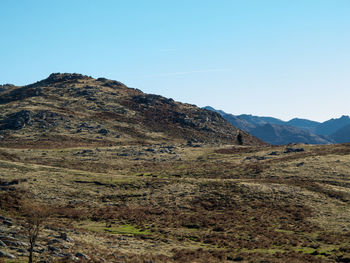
[[0, 73, 262, 148]]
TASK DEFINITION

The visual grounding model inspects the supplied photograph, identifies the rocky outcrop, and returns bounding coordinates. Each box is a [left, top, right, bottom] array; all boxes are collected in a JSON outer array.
[[0, 73, 264, 146], [0, 110, 62, 131], [26, 73, 93, 88], [0, 110, 33, 130]]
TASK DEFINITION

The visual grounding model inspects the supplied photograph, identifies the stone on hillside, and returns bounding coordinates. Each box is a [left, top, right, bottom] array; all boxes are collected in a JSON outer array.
[[296, 162, 305, 167], [2, 220, 12, 226], [3, 240, 28, 247], [75, 252, 90, 260], [47, 239, 62, 245], [59, 232, 74, 242], [284, 147, 305, 153], [48, 245, 61, 253], [98, 128, 109, 135], [16, 248, 27, 253], [33, 247, 46, 254], [0, 250, 16, 258]]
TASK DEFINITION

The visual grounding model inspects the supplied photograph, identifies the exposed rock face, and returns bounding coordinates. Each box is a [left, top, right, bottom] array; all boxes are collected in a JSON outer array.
[[0, 110, 33, 130], [0, 73, 264, 147], [0, 110, 62, 131], [27, 73, 93, 88]]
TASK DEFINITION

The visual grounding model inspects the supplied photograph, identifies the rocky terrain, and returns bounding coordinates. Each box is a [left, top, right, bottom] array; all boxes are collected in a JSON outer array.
[[0, 73, 262, 149], [1, 74, 350, 262], [2, 140, 350, 262]]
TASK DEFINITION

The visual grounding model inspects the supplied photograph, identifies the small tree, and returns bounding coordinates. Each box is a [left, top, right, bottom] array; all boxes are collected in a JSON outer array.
[[237, 132, 243, 145], [22, 202, 51, 263]]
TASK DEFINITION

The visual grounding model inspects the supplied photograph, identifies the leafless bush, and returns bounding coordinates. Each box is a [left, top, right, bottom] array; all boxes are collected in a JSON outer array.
[[21, 201, 52, 263]]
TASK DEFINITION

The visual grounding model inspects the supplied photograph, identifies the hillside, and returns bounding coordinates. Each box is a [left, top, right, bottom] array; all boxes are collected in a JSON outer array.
[[287, 118, 320, 133], [2, 137, 350, 262], [0, 73, 263, 148], [330, 123, 350, 143], [315, 115, 350, 136], [250, 123, 331, 145]]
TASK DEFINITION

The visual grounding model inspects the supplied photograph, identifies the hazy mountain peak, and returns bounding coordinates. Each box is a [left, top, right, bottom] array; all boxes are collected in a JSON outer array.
[[204, 106, 336, 145], [315, 115, 350, 136]]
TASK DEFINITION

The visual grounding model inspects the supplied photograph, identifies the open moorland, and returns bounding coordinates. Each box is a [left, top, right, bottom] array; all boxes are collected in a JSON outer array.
[[1, 74, 350, 262], [1, 142, 350, 262]]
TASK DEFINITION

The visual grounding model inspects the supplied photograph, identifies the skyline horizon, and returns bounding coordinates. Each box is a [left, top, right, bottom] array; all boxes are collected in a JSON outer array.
[[1, 71, 348, 123]]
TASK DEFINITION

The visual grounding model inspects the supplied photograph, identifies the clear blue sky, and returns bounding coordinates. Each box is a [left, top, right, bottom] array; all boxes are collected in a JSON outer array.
[[1, 0, 349, 122]]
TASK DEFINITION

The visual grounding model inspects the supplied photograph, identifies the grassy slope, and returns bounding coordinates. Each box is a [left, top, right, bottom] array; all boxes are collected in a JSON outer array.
[[1, 143, 350, 262]]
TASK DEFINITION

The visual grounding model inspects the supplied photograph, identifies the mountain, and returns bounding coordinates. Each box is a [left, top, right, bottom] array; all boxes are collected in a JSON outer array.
[[0, 73, 263, 148], [204, 106, 333, 145], [286, 118, 320, 133], [249, 123, 331, 145], [203, 107, 285, 128], [239, 114, 285, 126], [315, 115, 350, 136], [330, 123, 350, 143]]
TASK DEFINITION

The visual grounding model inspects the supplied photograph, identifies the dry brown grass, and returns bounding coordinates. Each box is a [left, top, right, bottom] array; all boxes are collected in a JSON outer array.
[[1, 143, 350, 262]]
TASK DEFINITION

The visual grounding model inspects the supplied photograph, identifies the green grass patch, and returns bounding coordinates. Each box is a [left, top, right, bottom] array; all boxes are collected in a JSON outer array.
[[294, 245, 338, 256], [80, 221, 150, 235], [108, 224, 150, 235]]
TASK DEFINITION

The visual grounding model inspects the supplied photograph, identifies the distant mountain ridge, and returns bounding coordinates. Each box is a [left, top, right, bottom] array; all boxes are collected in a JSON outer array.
[[315, 115, 350, 136], [286, 118, 320, 134], [329, 123, 350, 143], [204, 106, 349, 145]]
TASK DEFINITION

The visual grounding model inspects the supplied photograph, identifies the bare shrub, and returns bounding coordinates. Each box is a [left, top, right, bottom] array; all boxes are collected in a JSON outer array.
[[21, 201, 52, 263]]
